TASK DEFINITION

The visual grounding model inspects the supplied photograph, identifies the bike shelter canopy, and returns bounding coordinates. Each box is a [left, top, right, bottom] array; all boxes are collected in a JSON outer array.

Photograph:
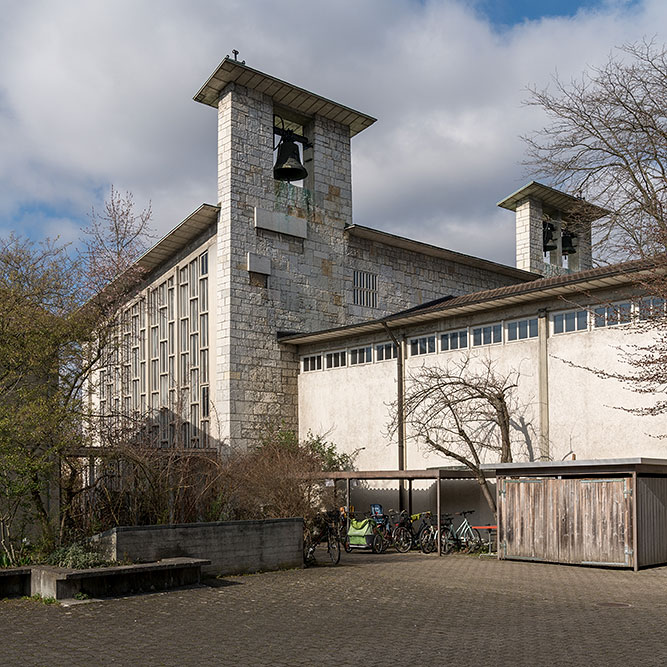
[[308, 467, 498, 556]]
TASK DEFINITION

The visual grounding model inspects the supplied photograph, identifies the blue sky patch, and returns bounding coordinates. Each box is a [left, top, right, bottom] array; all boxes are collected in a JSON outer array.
[[473, 0, 638, 26]]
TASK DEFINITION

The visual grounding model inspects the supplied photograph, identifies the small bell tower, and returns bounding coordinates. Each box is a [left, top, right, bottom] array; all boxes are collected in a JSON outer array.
[[498, 182, 608, 276]]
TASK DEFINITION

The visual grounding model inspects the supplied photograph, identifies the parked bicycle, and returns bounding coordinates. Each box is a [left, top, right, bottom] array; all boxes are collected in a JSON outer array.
[[304, 511, 341, 566], [420, 510, 483, 554], [452, 510, 483, 552], [385, 509, 430, 553]]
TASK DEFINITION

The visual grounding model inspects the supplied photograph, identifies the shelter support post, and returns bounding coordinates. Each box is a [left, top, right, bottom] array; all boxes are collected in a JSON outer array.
[[437, 469, 442, 556], [382, 323, 406, 512], [537, 309, 550, 460], [408, 479, 413, 516], [346, 478, 351, 513], [632, 471, 638, 572], [496, 476, 502, 560]]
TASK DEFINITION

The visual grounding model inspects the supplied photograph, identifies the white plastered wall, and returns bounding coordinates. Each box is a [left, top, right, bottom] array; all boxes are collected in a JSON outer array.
[[547, 326, 665, 460], [297, 310, 666, 517]]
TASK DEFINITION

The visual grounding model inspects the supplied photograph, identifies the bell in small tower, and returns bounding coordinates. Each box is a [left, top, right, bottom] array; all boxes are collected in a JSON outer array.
[[543, 220, 557, 253], [273, 135, 308, 182], [561, 229, 578, 255]]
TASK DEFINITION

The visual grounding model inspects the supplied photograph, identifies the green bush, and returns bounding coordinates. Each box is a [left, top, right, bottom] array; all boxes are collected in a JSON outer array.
[[46, 543, 115, 569]]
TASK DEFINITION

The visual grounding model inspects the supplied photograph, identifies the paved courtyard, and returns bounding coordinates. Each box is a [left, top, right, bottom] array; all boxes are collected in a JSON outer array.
[[3, 551, 667, 666]]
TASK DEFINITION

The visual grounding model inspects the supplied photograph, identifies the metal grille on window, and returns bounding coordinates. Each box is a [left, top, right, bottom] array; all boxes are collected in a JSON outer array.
[[353, 270, 378, 308], [99, 250, 209, 450], [197, 252, 209, 447]]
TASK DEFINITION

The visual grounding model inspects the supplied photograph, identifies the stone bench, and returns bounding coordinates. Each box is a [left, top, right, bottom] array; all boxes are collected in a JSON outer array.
[[0, 567, 31, 598], [30, 557, 210, 600]]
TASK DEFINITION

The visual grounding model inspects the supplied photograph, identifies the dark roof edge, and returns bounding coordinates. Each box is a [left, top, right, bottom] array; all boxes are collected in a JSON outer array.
[[346, 224, 538, 281], [497, 180, 611, 220], [278, 258, 655, 345], [136, 203, 220, 273]]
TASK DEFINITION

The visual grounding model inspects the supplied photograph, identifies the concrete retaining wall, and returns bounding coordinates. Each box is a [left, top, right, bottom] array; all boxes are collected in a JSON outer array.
[[91, 518, 303, 575]]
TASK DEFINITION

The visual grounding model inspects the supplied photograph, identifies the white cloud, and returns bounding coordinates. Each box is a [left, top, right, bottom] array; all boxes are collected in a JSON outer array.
[[0, 0, 664, 265]]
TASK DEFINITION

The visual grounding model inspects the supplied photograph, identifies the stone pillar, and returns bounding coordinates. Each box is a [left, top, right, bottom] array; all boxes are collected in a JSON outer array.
[[515, 197, 544, 274]]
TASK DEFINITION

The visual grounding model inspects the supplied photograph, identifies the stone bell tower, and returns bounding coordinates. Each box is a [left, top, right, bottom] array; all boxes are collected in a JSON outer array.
[[194, 55, 376, 447], [498, 181, 608, 277]]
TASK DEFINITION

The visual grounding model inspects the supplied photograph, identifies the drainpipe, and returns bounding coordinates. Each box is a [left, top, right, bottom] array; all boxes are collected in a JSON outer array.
[[537, 308, 550, 460], [382, 323, 406, 511]]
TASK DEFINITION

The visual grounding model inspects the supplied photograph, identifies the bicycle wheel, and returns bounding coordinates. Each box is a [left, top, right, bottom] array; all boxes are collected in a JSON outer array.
[[327, 532, 341, 565], [441, 530, 459, 554], [418, 526, 431, 552], [371, 532, 385, 554], [393, 526, 412, 553], [303, 529, 315, 566], [462, 528, 483, 552], [420, 529, 436, 554]]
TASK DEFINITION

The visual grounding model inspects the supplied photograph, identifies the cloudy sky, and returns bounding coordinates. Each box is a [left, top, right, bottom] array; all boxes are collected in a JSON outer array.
[[0, 0, 660, 265]]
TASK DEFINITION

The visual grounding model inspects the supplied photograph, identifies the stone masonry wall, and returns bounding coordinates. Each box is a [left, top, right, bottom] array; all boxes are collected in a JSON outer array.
[[215, 84, 357, 447], [515, 197, 544, 274], [346, 235, 528, 318], [214, 81, 531, 450]]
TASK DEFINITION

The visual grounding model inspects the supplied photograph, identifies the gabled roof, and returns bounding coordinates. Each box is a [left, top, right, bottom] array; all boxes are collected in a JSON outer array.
[[278, 259, 655, 346], [194, 57, 376, 137], [497, 181, 610, 221], [136, 204, 219, 275]]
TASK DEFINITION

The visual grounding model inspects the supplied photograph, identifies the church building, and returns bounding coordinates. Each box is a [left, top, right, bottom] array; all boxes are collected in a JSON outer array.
[[97, 56, 664, 489]]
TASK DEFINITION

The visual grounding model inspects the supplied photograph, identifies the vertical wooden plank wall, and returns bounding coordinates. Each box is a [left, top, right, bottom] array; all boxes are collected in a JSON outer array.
[[500, 477, 634, 567], [637, 477, 667, 568]]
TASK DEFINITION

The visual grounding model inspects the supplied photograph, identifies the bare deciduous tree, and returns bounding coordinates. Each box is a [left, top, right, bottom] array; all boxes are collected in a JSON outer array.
[[0, 188, 153, 560], [391, 357, 526, 517], [524, 40, 667, 418], [523, 39, 667, 262]]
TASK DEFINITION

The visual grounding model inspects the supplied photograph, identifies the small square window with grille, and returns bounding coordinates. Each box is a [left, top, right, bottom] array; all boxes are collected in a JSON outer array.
[[440, 330, 468, 351], [472, 324, 502, 346], [326, 350, 347, 369], [594, 302, 632, 328], [553, 309, 588, 334], [507, 318, 538, 342], [353, 270, 378, 308], [410, 335, 436, 356]]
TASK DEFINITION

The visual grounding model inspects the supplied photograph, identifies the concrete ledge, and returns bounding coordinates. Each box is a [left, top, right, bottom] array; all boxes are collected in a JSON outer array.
[[254, 207, 307, 239], [247, 252, 272, 275], [30, 558, 210, 600], [0, 567, 31, 598]]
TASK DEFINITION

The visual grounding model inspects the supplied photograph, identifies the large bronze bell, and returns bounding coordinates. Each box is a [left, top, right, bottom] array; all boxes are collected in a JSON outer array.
[[561, 230, 578, 255], [542, 221, 557, 253], [273, 137, 308, 182]]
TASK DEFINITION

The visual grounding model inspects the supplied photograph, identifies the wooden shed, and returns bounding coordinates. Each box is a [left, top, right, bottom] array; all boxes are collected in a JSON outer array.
[[496, 458, 667, 571]]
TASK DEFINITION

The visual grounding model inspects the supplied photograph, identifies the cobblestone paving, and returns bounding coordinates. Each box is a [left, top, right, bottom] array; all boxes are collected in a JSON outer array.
[[3, 552, 667, 666]]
